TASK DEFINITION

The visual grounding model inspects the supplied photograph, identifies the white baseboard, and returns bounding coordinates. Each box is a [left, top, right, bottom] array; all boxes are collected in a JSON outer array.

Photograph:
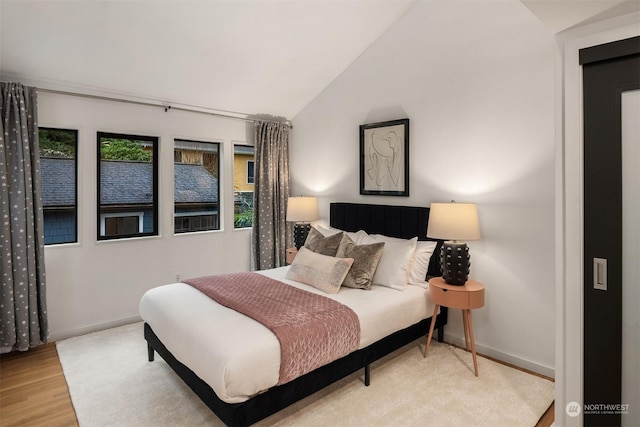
[[50, 315, 142, 342], [443, 333, 555, 379]]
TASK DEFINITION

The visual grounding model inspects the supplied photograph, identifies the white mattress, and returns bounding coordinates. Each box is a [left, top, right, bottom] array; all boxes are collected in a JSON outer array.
[[138, 266, 435, 404]]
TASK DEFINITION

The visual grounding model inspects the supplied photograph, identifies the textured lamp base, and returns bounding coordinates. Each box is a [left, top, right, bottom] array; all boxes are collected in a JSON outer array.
[[440, 242, 470, 285], [293, 223, 311, 249]]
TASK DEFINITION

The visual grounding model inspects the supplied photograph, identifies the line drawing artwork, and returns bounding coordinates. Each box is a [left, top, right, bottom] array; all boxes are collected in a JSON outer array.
[[365, 125, 404, 191]]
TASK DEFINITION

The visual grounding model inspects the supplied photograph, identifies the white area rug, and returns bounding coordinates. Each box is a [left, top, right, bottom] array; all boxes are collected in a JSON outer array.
[[57, 322, 553, 426]]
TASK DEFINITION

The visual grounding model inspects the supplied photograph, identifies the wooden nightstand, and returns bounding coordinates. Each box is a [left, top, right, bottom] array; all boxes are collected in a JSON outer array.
[[423, 277, 485, 376], [285, 247, 298, 265]]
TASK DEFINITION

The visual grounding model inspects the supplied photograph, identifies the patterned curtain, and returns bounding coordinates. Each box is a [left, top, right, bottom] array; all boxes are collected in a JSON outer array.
[[252, 121, 291, 270], [0, 82, 48, 353]]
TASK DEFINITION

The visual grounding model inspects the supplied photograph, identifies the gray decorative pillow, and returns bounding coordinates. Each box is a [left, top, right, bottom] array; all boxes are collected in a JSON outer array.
[[304, 227, 343, 256], [335, 234, 385, 290]]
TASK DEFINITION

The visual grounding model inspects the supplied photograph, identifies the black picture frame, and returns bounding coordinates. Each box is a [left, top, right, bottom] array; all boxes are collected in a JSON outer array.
[[359, 118, 409, 196]]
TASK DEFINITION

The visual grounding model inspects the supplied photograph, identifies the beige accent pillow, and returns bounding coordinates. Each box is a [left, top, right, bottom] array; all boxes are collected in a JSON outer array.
[[286, 247, 354, 294], [335, 234, 385, 290], [304, 227, 343, 256]]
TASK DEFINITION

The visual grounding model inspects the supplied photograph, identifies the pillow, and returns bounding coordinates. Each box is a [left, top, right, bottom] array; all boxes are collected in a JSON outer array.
[[408, 241, 438, 288], [335, 234, 385, 290], [304, 227, 343, 256], [315, 224, 342, 236], [285, 246, 354, 294], [361, 234, 418, 290], [316, 225, 368, 244]]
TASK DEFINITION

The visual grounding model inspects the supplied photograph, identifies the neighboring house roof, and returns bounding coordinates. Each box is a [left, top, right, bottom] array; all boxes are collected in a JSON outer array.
[[40, 158, 218, 207], [174, 163, 218, 204], [40, 157, 75, 207], [234, 145, 254, 155], [100, 160, 153, 205], [175, 139, 219, 153]]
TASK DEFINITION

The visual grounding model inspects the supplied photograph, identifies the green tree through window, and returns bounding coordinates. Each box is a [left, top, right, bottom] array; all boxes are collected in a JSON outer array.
[[100, 138, 152, 161], [39, 129, 76, 158]]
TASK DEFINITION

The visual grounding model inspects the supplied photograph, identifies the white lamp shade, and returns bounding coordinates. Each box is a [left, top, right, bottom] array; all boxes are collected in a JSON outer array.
[[427, 202, 481, 241], [286, 196, 318, 222]]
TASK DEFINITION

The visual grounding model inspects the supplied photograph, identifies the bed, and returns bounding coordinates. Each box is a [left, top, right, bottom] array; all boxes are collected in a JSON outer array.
[[140, 202, 447, 426]]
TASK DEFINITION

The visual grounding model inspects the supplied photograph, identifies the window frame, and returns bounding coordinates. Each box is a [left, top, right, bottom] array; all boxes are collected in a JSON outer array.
[[97, 131, 159, 241], [39, 127, 78, 245], [233, 144, 255, 229], [173, 138, 221, 234]]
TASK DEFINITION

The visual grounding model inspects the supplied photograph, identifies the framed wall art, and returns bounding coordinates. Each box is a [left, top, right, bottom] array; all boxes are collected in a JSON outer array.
[[359, 118, 409, 196]]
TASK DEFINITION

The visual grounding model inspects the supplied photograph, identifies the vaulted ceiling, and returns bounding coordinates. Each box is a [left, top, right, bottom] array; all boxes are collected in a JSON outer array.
[[1, 0, 636, 120]]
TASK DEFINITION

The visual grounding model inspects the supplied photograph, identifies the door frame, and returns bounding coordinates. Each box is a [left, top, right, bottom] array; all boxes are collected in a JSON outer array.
[[557, 13, 640, 427]]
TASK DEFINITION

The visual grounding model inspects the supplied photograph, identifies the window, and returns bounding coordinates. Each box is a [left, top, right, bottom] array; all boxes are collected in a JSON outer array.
[[247, 160, 255, 184], [97, 132, 158, 240], [174, 139, 220, 233], [101, 212, 143, 236], [174, 213, 216, 233], [233, 145, 255, 228], [174, 150, 183, 163], [39, 128, 77, 245]]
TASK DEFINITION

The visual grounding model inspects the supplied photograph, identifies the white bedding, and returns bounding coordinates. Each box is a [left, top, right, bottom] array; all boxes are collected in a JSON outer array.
[[138, 266, 435, 404]]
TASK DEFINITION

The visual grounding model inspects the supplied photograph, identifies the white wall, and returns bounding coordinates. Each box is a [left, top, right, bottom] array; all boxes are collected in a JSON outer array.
[[37, 93, 254, 340], [291, 0, 556, 375]]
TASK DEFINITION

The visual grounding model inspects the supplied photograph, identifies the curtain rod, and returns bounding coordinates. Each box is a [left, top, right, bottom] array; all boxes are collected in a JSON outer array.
[[36, 87, 292, 128]]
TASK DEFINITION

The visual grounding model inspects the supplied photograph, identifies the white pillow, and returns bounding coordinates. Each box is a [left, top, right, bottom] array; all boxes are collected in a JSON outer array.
[[285, 246, 354, 294], [408, 241, 438, 288], [316, 225, 368, 244], [361, 234, 418, 290]]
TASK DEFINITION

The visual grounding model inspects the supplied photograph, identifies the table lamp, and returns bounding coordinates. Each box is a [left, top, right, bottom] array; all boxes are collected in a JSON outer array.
[[286, 196, 318, 249], [427, 201, 481, 285]]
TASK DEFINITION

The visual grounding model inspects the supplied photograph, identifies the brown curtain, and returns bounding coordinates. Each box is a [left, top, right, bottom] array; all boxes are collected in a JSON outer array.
[[0, 82, 48, 353], [252, 121, 291, 270]]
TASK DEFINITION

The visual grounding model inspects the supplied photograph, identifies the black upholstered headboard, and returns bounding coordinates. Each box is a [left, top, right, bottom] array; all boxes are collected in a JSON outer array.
[[329, 202, 443, 278]]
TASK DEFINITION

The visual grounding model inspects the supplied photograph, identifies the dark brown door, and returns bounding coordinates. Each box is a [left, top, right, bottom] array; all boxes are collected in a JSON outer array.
[[581, 36, 639, 427]]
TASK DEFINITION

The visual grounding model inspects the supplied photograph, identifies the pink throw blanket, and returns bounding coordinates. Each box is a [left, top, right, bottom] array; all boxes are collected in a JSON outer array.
[[184, 272, 360, 385]]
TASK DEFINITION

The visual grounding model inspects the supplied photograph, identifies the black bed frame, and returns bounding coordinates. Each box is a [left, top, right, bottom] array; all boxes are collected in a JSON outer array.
[[144, 202, 447, 426]]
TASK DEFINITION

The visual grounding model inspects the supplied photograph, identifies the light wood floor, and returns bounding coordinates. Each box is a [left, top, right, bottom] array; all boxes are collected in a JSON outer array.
[[0, 342, 554, 426], [0, 343, 77, 427]]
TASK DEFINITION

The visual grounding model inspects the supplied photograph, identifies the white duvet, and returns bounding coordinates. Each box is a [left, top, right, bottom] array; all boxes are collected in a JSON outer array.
[[138, 266, 435, 403]]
